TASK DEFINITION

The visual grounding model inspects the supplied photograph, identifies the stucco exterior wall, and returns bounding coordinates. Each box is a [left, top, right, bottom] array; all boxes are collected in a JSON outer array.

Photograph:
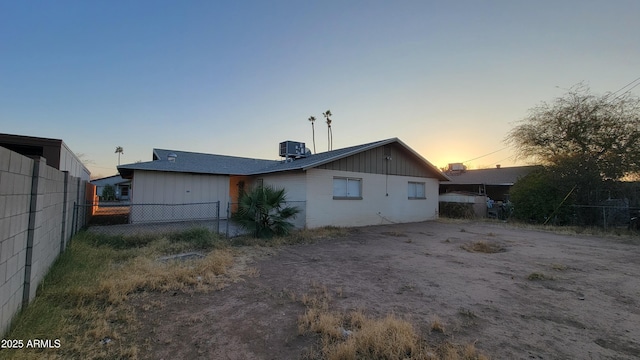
[[259, 171, 307, 201], [259, 171, 307, 228], [305, 168, 439, 228], [130, 171, 229, 223]]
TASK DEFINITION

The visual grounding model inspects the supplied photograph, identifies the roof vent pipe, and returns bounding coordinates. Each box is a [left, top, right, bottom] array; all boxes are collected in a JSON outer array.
[[167, 153, 177, 162]]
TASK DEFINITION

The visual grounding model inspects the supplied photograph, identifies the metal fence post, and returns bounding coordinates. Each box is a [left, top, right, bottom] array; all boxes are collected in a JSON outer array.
[[602, 207, 607, 231], [71, 201, 77, 236], [226, 202, 231, 238], [216, 201, 220, 234]]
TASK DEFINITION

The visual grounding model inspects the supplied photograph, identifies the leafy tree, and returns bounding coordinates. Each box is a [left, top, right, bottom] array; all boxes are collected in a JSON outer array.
[[509, 168, 574, 224], [232, 185, 300, 238], [507, 84, 640, 225], [507, 84, 640, 181], [101, 184, 116, 201]]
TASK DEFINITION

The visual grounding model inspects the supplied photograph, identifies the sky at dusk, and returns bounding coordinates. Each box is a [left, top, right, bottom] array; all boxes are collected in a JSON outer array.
[[1, 0, 639, 179]]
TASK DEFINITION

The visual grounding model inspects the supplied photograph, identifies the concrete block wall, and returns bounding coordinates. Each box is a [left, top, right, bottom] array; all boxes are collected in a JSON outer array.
[[0, 147, 33, 337], [0, 146, 88, 336], [25, 164, 66, 302]]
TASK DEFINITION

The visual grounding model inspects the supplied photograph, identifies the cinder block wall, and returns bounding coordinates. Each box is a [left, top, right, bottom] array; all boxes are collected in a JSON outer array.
[[0, 147, 33, 337], [25, 164, 66, 302], [0, 146, 88, 336]]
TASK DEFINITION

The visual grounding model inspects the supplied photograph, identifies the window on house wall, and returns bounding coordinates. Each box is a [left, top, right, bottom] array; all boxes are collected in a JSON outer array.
[[408, 181, 426, 199], [255, 178, 264, 188], [333, 177, 362, 199]]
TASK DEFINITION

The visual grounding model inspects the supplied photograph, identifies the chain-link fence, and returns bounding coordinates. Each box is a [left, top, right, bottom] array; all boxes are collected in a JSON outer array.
[[74, 200, 308, 238], [72, 200, 95, 234], [569, 204, 640, 231], [75, 201, 222, 236], [129, 202, 220, 224]]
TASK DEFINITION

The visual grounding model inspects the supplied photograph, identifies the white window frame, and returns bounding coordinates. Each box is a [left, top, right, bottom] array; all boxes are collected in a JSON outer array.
[[408, 181, 426, 199], [333, 177, 362, 200]]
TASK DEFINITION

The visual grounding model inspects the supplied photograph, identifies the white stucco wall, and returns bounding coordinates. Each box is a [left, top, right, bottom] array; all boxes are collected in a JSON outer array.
[[259, 172, 307, 201], [259, 172, 307, 228], [130, 171, 229, 223], [305, 168, 439, 228]]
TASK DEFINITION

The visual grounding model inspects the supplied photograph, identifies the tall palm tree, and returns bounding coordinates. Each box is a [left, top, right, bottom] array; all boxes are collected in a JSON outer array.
[[308, 116, 317, 154], [115, 146, 124, 165], [323, 110, 333, 151]]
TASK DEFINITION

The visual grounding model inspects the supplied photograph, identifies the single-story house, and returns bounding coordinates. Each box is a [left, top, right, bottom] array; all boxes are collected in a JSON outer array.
[[90, 174, 132, 201], [117, 138, 449, 228], [439, 164, 540, 202]]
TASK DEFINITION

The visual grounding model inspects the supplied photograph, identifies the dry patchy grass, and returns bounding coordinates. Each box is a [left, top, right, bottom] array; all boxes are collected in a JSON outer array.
[[381, 231, 409, 237], [550, 263, 569, 271], [461, 241, 506, 254], [527, 272, 554, 281], [297, 284, 488, 360], [430, 315, 446, 333], [100, 249, 234, 305], [231, 226, 350, 247], [3, 229, 235, 360], [4, 226, 351, 360]]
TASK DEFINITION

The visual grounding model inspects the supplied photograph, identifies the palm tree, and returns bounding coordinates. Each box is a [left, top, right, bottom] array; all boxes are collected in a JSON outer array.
[[308, 116, 317, 154], [232, 185, 300, 238], [115, 146, 124, 165], [323, 110, 333, 151]]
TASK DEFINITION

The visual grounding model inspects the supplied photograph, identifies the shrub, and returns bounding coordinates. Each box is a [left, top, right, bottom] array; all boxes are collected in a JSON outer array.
[[510, 168, 573, 224], [439, 202, 475, 219], [232, 185, 300, 238]]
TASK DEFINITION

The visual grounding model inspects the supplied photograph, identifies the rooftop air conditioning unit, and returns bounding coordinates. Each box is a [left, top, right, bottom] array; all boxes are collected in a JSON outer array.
[[279, 141, 306, 159]]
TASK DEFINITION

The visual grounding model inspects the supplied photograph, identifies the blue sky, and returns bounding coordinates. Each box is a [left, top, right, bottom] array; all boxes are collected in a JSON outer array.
[[1, 0, 639, 178]]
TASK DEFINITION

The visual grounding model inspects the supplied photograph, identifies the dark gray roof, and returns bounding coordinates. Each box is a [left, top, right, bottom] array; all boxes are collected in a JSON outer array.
[[118, 138, 449, 180], [443, 165, 540, 185], [118, 150, 279, 177], [90, 174, 126, 185]]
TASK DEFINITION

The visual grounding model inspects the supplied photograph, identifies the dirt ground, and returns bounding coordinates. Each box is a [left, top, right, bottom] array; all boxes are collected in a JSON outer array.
[[132, 220, 640, 359]]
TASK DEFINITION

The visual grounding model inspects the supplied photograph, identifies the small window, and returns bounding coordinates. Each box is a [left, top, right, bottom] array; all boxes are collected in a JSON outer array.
[[333, 177, 362, 199], [408, 182, 426, 199]]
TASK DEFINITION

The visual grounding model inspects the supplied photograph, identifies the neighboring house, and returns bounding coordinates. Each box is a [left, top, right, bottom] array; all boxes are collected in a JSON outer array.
[[0, 133, 90, 181], [118, 138, 449, 228], [90, 174, 132, 201], [439, 164, 540, 202]]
